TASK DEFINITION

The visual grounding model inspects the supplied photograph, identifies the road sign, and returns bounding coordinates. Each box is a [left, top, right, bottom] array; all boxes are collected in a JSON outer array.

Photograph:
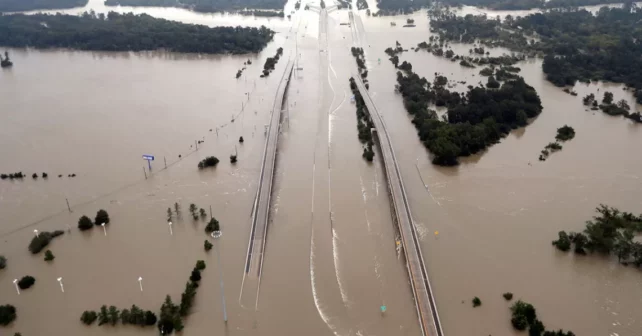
[[142, 155, 155, 161], [380, 305, 387, 313]]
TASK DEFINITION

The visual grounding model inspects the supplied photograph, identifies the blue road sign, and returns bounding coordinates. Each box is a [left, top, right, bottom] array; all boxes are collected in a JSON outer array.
[[380, 305, 387, 313], [142, 155, 155, 161]]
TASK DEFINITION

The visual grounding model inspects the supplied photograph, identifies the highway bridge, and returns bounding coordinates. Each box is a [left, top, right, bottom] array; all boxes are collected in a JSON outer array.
[[352, 75, 445, 336], [242, 59, 295, 307]]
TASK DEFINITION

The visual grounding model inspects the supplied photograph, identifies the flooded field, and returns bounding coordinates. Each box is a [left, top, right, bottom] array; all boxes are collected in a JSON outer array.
[[1, 2, 642, 336]]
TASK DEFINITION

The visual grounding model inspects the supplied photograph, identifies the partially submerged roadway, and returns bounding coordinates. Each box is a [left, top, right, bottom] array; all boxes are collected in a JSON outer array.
[[353, 75, 445, 336], [242, 59, 295, 308]]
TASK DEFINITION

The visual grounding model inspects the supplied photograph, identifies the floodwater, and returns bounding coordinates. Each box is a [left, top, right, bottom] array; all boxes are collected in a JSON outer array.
[[1, 2, 642, 336]]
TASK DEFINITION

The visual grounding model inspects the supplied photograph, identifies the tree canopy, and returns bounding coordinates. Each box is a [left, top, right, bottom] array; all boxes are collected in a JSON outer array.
[[104, 0, 287, 13], [0, 12, 274, 54], [0, 0, 87, 12]]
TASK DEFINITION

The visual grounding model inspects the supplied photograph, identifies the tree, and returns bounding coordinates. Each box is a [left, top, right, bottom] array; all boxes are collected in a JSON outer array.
[[199, 208, 207, 221], [95, 209, 110, 225], [44, 250, 55, 261], [78, 215, 93, 231], [239, 136, 244, 143], [0, 304, 17, 326], [616, 99, 630, 111], [107, 306, 120, 325], [205, 217, 220, 233], [174, 202, 181, 217], [189, 204, 198, 220], [98, 305, 109, 326], [120, 308, 131, 325], [230, 155, 238, 163], [81, 310, 99, 325], [555, 125, 575, 141], [167, 207, 173, 221], [472, 297, 482, 307], [511, 300, 537, 329], [486, 75, 500, 88], [198, 156, 220, 169], [144, 311, 157, 325], [602, 91, 613, 105], [503, 292, 514, 300], [190, 269, 202, 282], [204, 240, 213, 251], [552, 231, 571, 251], [18, 276, 35, 289], [196, 260, 206, 270], [0, 255, 6, 269]]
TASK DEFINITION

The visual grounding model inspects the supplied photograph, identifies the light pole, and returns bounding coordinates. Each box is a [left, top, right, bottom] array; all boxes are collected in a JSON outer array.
[[34, 229, 39, 238], [101, 223, 107, 236], [168, 222, 173, 236], [211, 231, 227, 322], [57, 277, 64, 293], [13, 279, 19, 295], [138, 277, 143, 292]]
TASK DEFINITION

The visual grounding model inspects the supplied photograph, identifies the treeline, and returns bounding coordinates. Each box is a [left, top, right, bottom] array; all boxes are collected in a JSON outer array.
[[349, 78, 375, 161], [583, 91, 642, 123], [261, 46, 283, 77], [0, 12, 274, 54], [393, 59, 542, 165], [437, 0, 625, 10], [0, 0, 87, 12], [104, 0, 287, 13], [509, 300, 575, 336], [373, 0, 430, 15], [538, 125, 575, 161], [553, 205, 642, 267], [238, 10, 284, 17]]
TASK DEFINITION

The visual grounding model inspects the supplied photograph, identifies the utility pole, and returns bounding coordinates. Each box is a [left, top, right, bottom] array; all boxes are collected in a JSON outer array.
[[143, 167, 147, 179], [65, 198, 72, 212]]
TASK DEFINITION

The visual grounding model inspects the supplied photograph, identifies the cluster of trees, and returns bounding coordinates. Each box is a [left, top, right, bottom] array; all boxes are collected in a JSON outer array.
[[553, 205, 642, 266], [28, 230, 64, 254], [373, 0, 429, 15], [188, 203, 208, 221], [539, 125, 574, 161], [0, 12, 275, 54], [17, 276, 35, 290], [0, 304, 16, 326], [588, 91, 642, 123], [0, 0, 87, 12], [510, 300, 574, 336], [349, 78, 375, 161], [356, 0, 368, 10], [77, 209, 110, 231], [104, 0, 286, 12], [238, 10, 284, 17], [0, 172, 24, 180], [157, 260, 205, 334], [81, 305, 157, 326], [394, 60, 542, 165], [436, 0, 623, 10], [197, 156, 219, 169], [416, 39, 524, 70], [205, 217, 220, 233], [261, 47, 283, 77]]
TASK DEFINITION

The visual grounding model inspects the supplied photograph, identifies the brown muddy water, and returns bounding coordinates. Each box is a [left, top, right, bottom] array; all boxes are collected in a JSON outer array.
[[1, 2, 641, 336]]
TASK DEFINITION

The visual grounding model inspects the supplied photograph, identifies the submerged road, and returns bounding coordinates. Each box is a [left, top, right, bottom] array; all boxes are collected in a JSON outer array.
[[353, 75, 445, 336], [242, 59, 295, 307]]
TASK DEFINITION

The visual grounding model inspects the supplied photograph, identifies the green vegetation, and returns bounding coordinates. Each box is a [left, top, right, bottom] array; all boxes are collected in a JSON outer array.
[[17, 276, 35, 290], [104, 0, 286, 13], [0, 12, 275, 54], [239, 136, 244, 143], [230, 155, 238, 163], [196, 260, 206, 270], [97, 305, 120, 326], [198, 156, 220, 169], [261, 47, 283, 77], [357, 0, 368, 10], [594, 91, 642, 123], [555, 125, 575, 141], [28, 230, 64, 254], [81, 310, 98, 325], [553, 205, 642, 266], [95, 209, 110, 225], [167, 207, 173, 222], [415, 39, 524, 69], [205, 217, 220, 233], [0, 172, 23, 180], [78, 215, 93, 231], [44, 250, 55, 261], [0, 304, 16, 326], [394, 61, 542, 165], [472, 297, 481, 307], [189, 204, 198, 220], [349, 77, 375, 162], [199, 208, 207, 221], [503, 292, 513, 301], [157, 260, 204, 333], [0, 255, 6, 269], [238, 10, 284, 17], [120, 305, 156, 326], [0, 0, 87, 11], [374, 0, 430, 15], [510, 300, 574, 336], [204, 240, 213, 251]]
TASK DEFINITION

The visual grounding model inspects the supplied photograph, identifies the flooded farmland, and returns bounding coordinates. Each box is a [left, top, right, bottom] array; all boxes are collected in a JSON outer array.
[[1, 2, 642, 336]]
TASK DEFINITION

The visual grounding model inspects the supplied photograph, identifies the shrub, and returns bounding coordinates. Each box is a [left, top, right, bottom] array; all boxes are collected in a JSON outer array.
[[503, 292, 513, 301], [189, 204, 198, 220], [42, 172, 48, 178], [204, 240, 213, 251], [199, 208, 207, 221], [239, 136, 244, 143], [230, 155, 238, 163], [44, 250, 55, 261], [205, 217, 220, 233], [144, 311, 157, 325], [0, 304, 17, 326], [18, 276, 35, 289], [552, 231, 571, 252], [28, 230, 64, 254], [80, 310, 98, 325], [197, 156, 219, 169], [98, 305, 109, 325], [32, 173, 38, 179], [78, 215, 93, 231], [95, 209, 110, 225], [472, 297, 481, 307], [195, 260, 206, 271], [0, 255, 6, 269], [190, 269, 202, 282]]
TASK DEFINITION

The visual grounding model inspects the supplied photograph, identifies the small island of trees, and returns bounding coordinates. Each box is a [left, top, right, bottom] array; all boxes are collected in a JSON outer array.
[[28, 230, 64, 254], [261, 47, 284, 77], [0, 12, 275, 55], [509, 300, 574, 336], [539, 125, 575, 161]]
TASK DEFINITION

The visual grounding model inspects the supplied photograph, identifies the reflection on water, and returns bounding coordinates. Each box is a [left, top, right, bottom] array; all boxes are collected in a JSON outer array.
[[0, 4, 641, 336]]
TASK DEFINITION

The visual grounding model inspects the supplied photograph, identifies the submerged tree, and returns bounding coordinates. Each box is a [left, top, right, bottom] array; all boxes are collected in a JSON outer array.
[[78, 215, 93, 231], [95, 209, 110, 225]]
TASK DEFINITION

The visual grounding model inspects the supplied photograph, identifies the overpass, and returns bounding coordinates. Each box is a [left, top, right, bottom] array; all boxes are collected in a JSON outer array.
[[242, 59, 295, 304], [352, 75, 445, 336]]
